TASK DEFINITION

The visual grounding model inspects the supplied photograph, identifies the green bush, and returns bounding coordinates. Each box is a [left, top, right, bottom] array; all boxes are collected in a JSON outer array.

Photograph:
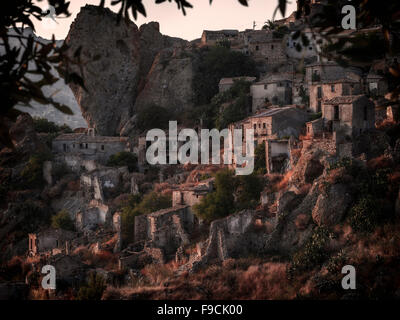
[[121, 192, 171, 245], [254, 142, 266, 175], [309, 112, 322, 121], [107, 151, 137, 172], [193, 169, 235, 222], [20, 152, 52, 189], [235, 173, 264, 210], [215, 95, 249, 130], [10, 201, 52, 233], [136, 104, 172, 132], [33, 117, 72, 133], [52, 162, 70, 181], [193, 46, 258, 107], [348, 195, 383, 233], [77, 273, 106, 300], [289, 226, 330, 274], [51, 209, 75, 231]]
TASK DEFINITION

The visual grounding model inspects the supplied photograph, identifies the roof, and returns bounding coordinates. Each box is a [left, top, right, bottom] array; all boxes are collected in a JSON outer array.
[[367, 72, 384, 80], [314, 76, 361, 85], [306, 60, 340, 68], [219, 76, 257, 86], [148, 205, 189, 218], [256, 74, 292, 84], [203, 30, 238, 36], [54, 133, 128, 143], [245, 30, 278, 43], [250, 106, 300, 118], [324, 95, 367, 105]]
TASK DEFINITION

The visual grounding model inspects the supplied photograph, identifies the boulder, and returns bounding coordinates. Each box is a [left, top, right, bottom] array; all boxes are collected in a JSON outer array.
[[312, 183, 352, 226]]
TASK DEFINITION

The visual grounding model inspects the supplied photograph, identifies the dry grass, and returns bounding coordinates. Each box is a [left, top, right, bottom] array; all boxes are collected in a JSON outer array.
[[272, 170, 293, 192], [141, 263, 174, 286], [367, 155, 394, 170], [325, 167, 353, 185]]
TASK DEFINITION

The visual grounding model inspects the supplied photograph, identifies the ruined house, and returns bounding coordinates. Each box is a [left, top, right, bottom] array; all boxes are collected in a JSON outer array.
[[28, 228, 76, 256], [306, 95, 375, 139], [251, 74, 293, 111], [52, 128, 131, 165], [218, 76, 256, 93], [309, 77, 363, 113], [118, 205, 198, 267], [172, 179, 214, 207], [265, 139, 292, 174], [77, 166, 130, 230], [233, 106, 308, 146], [366, 72, 388, 97], [245, 30, 287, 66], [201, 30, 239, 46], [305, 61, 362, 84]]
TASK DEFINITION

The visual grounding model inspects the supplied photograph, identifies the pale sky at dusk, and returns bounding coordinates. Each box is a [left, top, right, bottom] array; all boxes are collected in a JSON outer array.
[[33, 0, 297, 41]]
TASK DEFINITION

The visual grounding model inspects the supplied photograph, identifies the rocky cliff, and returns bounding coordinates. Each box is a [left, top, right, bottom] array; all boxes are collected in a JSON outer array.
[[65, 5, 191, 136]]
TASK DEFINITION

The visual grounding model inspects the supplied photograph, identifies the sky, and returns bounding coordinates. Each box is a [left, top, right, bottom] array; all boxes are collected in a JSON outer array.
[[33, 0, 297, 41]]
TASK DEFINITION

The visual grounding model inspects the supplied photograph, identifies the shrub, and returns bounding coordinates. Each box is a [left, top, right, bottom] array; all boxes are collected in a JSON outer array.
[[193, 169, 235, 222], [193, 46, 258, 106], [107, 151, 137, 172], [77, 273, 106, 300], [215, 94, 249, 130], [235, 173, 264, 210], [33, 117, 72, 133], [10, 201, 52, 233], [136, 104, 172, 132], [254, 142, 266, 175], [348, 195, 383, 233], [20, 152, 52, 189], [51, 210, 75, 231], [121, 192, 171, 245], [289, 226, 330, 275], [52, 162, 70, 181], [309, 112, 322, 121]]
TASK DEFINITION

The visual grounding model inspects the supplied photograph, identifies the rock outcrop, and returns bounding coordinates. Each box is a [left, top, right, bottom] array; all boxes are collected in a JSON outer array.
[[312, 183, 352, 226], [9, 114, 48, 156], [65, 5, 141, 135], [65, 5, 190, 136]]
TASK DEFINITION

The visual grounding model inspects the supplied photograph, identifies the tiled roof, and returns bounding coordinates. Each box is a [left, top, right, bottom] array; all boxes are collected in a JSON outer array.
[[324, 95, 366, 105]]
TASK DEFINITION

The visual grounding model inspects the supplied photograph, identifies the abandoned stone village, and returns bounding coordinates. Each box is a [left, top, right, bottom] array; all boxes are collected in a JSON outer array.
[[1, 1, 400, 300]]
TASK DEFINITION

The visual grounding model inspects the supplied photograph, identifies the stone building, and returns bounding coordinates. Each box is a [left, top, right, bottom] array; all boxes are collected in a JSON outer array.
[[218, 76, 256, 93], [366, 72, 388, 97], [28, 228, 76, 256], [230, 106, 308, 148], [52, 129, 130, 164], [132, 205, 197, 259], [172, 179, 214, 207], [251, 74, 293, 111], [305, 61, 362, 84], [245, 30, 287, 66], [306, 95, 375, 138], [265, 139, 292, 174], [201, 30, 239, 46], [309, 77, 363, 112]]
